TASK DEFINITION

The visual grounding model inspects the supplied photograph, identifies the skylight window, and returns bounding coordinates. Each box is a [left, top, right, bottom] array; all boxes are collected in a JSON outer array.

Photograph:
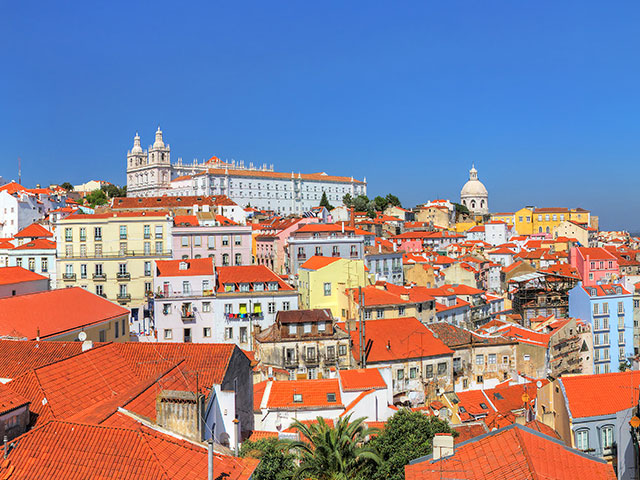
[[293, 394, 303, 403], [479, 403, 488, 409]]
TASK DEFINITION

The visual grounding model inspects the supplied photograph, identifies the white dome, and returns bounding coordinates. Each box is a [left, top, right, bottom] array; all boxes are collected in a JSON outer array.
[[153, 126, 165, 149], [461, 179, 488, 197], [131, 132, 143, 154]]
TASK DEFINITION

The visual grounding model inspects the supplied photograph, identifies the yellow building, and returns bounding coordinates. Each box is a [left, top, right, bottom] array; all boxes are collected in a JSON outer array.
[[297, 256, 368, 320], [55, 211, 173, 316], [512, 207, 593, 236], [514, 207, 534, 235], [490, 212, 515, 227]]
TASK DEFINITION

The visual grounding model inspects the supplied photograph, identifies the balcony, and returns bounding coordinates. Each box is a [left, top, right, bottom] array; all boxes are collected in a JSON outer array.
[[116, 294, 131, 303], [62, 250, 173, 259], [302, 353, 320, 366], [350, 252, 359, 258], [181, 313, 195, 322], [332, 251, 340, 257], [284, 356, 298, 368], [297, 254, 307, 261], [62, 273, 76, 281], [93, 273, 106, 281], [324, 354, 338, 365], [117, 272, 131, 281], [155, 290, 216, 299], [224, 312, 264, 321]]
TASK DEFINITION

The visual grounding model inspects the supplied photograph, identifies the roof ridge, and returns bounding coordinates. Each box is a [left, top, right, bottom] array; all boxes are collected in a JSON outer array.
[[137, 428, 173, 480], [514, 426, 540, 480]]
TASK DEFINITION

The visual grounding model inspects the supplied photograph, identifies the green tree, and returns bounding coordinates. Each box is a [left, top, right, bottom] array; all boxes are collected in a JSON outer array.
[[60, 182, 74, 191], [85, 189, 108, 208], [290, 415, 381, 480], [352, 195, 370, 212], [373, 196, 389, 212], [342, 193, 354, 208], [319, 191, 334, 210], [240, 438, 296, 480], [360, 409, 457, 480], [101, 184, 127, 198], [385, 194, 401, 208], [453, 202, 470, 218]]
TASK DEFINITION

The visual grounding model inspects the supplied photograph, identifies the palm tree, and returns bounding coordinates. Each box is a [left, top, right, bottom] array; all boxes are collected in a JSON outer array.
[[289, 415, 381, 480]]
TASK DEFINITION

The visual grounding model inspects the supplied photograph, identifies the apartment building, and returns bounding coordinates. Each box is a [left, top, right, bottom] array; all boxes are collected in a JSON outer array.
[[55, 211, 173, 318]]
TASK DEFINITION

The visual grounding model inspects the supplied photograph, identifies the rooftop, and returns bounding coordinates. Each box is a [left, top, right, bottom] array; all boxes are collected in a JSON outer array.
[[0, 266, 48, 286]]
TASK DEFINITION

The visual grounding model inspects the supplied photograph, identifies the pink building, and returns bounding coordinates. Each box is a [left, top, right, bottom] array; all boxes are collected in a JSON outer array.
[[171, 215, 252, 267], [570, 247, 619, 286], [254, 217, 319, 274]]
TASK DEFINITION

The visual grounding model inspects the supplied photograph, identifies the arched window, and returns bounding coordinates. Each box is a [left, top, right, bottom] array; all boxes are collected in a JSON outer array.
[[222, 253, 230, 266], [480, 200, 485, 208], [471, 200, 476, 209], [235, 253, 242, 266], [600, 425, 614, 450], [546, 226, 550, 234], [575, 429, 589, 450]]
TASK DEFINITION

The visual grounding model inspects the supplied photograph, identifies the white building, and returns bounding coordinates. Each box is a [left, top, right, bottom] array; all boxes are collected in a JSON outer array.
[[484, 221, 509, 246], [125, 128, 367, 215], [0, 183, 68, 238], [153, 259, 299, 349], [460, 165, 489, 215]]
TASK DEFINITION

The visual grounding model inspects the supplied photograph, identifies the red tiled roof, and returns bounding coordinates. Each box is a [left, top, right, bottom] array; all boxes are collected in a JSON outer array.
[[0, 381, 29, 415], [405, 424, 616, 480], [0, 419, 258, 480], [216, 265, 293, 292], [339, 318, 453, 363], [156, 257, 214, 277], [112, 195, 238, 209], [14, 223, 53, 238], [0, 288, 128, 340], [352, 286, 411, 307], [299, 255, 342, 270], [451, 422, 487, 444], [254, 380, 268, 412], [202, 167, 364, 184], [13, 239, 56, 250], [338, 368, 387, 391], [295, 223, 358, 234], [575, 247, 617, 261], [560, 370, 640, 418], [263, 379, 343, 409], [0, 340, 87, 380], [0, 266, 48, 286], [0, 181, 27, 194], [173, 215, 199, 226], [246, 430, 279, 442]]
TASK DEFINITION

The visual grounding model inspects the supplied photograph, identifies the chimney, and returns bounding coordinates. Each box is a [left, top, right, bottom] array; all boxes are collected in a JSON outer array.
[[432, 433, 454, 460], [3, 435, 7, 459], [156, 390, 203, 441], [350, 207, 355, 229]]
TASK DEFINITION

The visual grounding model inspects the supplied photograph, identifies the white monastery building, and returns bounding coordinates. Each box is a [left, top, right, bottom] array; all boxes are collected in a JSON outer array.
[[126, 127, 367, 215]]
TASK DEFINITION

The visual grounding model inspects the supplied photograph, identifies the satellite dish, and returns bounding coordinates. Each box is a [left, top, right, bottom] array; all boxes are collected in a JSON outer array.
[[536, 381, 542, 388], [78, 332, 87, 342]]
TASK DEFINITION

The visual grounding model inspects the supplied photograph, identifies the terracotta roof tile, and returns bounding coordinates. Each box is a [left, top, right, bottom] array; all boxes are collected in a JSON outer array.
[[156, 257, 214, 277], [299, 255, 342, 270], [0, 266, 48, 286], [0, 340, 87, 380], [338, 368, 387, 391], [263, 379, 343, 409], [216, 265, 294, 292], [14, 223, 53, 238]]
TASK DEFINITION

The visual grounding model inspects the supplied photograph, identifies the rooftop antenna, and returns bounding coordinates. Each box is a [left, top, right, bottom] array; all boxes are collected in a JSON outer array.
[[18, 157, 21, 184]]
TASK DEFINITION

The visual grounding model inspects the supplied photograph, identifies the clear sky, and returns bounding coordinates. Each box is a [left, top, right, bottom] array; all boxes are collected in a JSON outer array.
[[1, 2, 639, 229]]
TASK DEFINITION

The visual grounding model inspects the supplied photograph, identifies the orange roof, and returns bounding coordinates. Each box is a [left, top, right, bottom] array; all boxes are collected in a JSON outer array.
[[216, 265, 293, 292], [13, 239, 56, 250], [560, 370, 640, 418], [0, 419, 258, 480], [173, 215, 199, 226], [156, 257, 214, 277], [0, 381, 29, 415], [14, 223, 53, 238], [405, 424, 616, 480], [0, 266, 48, 286], [64, 211, 170, 220], [202, 167, 364, 184], [263, 379, 343, 409], [575, 246, 617, 261], [353, 286, 411, 307], [112, 195, 237, 209], [299, 255, 342, 270], [246, 430, 279, 442], [0, 181, 27, 194], [338, 368, 387, 391], [339, 318, 453, 363], [0, 287, 128, 340], [0, 340, 87, 380]]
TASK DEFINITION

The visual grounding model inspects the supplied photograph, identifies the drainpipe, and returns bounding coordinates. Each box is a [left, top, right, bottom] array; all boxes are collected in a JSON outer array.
[[233, 418, 240, 456], [208, 439, 214, 480]]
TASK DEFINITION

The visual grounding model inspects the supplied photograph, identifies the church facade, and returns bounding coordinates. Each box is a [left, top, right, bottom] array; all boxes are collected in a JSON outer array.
[[125, 128, 367, 215]]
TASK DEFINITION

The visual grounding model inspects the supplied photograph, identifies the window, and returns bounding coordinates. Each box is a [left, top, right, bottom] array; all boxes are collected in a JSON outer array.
[[79, 227, 86, 241], [80, 264, 87, 279], [155, 225, 163, 239], [235, 236, 241, 246], [203, 327, 211, 337], [202, 302, 211, 313], [477, 375, 484, 384], [488, 354, 497, 364], [327, 392, 336, 403], [409, 367, 418, 379], [96, 285, 104, 296], [397, 369, 404, 381], [65, 228, 72, 242], [476, 354, 484, 365], [224, 327, 233, 340], [502, 355, 509, 364], [194, 236, 201, 247], [293, 394, 303, 403], [364, 310, 372, 320], [164, 329, 173, 340], [576, 430, 589, 451], [155, 241, 163, 254], [268, 302, 276, 314], [399, 306, 405, 316], [222, 236, 229, 246], [601, 425, 613, 449], [94, 227, 102, 241], [240, 327, 248, 343], [288, 324, 297, 335], [282, 302, 290, 311], [144, 225, 151, 239], [437, 362, 447, 375], [95, 243, 102, 257], [339, 345, 347, 356], [183, 281, 191, 294], [425, 364, 433, 378], [119, 225, 127, 239], [222, 254, 230, 266], [301, 323, 311, 334], [318, 321, 326, 332], [376, 309, 384, 319], [181, 236, 189, 247], [603, 303, 609, 314], [523, 354, 531, 361], [65, 245, 72, 257], [315, 246, 322, 256], [593, 303, 599, 315], [115, 320, 119, 338], [235, 253, 242, 266], [28, 257, 35, 272], [618, 301, 624, 314], [99, 329, 107, 342], [208, 236, 215, 249], [323, 282, 331, 296], [41, 258, 48, 272], [144, 242, 151, 255]]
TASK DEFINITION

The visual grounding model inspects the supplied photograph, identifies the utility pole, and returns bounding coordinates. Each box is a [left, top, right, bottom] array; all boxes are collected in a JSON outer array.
[[18, 157, 21, 185]]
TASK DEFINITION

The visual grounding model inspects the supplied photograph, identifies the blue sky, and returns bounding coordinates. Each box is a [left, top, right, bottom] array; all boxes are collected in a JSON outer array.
[[1, 1, 639, 229]]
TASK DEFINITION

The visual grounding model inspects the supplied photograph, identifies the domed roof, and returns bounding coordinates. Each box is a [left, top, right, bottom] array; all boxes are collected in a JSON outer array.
[[153, 126, 165, 149], [131, 132, 143, 154], [460, 165, 488, 197]]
